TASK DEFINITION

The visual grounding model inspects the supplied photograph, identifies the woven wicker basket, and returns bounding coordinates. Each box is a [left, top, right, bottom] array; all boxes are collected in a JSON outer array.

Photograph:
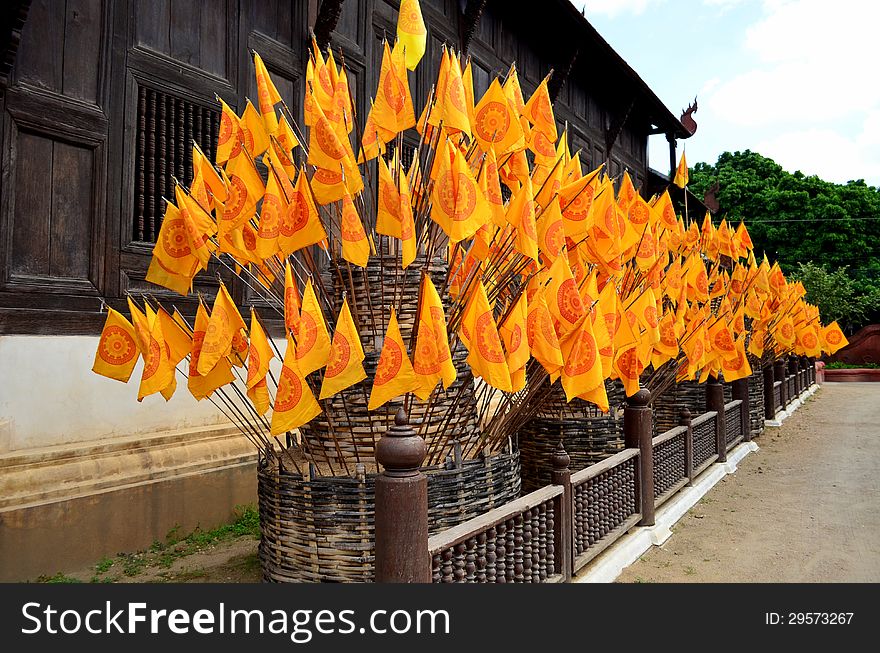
[[517, 380, 626, 492], [257, 447, 521, 582]]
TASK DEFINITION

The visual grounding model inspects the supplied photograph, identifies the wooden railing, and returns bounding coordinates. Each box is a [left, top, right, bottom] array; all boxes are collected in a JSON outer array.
[[571, 448, 641, 572], [429, 485, 565, 583], [692, 411, 718, 475], [651, 425, 688, 508], [724, 399, 744, 451]]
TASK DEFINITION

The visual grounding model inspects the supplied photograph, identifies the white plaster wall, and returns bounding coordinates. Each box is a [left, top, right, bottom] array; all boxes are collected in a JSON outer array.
[[0, 335, 283, 452]]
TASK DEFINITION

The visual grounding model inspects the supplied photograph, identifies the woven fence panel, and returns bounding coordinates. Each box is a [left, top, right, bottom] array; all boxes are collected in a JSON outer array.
[[573, 455, 638, 557], [518, 381, 625, 492], [653, 430, 687, 500], [692, 413, 717, 471], [773, 383, 782, 412], [652, 381, 706, 435], [431, 501, 557, 583], [258, 449, 521, 583]]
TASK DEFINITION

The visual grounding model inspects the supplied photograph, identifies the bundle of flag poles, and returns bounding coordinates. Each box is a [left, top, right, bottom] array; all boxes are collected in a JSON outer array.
[[91, 0, 848, 471]]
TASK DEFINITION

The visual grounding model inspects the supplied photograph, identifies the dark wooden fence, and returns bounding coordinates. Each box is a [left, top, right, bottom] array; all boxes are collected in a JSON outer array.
[[378, 359, 818, 582]]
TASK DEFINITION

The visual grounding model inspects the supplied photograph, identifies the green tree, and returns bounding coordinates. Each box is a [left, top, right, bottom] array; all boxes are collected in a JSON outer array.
[[690, 150, 880, 327], [789, 262, 878, 333]]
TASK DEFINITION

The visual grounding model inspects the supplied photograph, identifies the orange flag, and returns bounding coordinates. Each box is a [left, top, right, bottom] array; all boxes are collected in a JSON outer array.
[[412, 275, 456, 398], [92, 308, 140, 383], [367, 41, 415, 140], [499, 292, 530, 374], [215, 98, 243, 165], [128, 298, 175, 402], [821, 321, 848, 355], [460, 280, 512, 392], [319, 299, 366, 399], [472, 78, 524, 156], [278, 167, 327, 256], [253, 51, 282, 133], [256, 166, 286, 260], [536, 195, 565, 263], [246, 309, 274, 415], [523, 75, 557, 142], [270, 337, 322, 435], [560, 313, 603, 401], [506, 176, 539, 261], [284, 262, 301, 337], [653, 190, 678, 233], [340, 188, 370, 267], [545, 249, 586, 336], [398, 163, 417, 269], [430, 139, 490, 242], [147, 201, 199, 294], [188, 300, 235, 400], [720, 335, 752, 382], [296, 278, 331, 376], [479, 146, 507, 227], [526, 286, 563, 375], [368, 308, 419, 410], [197, 284, 247, 376], [239, 99, 269, 157], [307, 95, 351, 172], [376, 155, 403, 238]]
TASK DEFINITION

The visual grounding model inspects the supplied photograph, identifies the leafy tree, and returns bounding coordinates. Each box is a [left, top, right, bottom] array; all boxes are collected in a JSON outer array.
[[789, 262, 879, 333], [690, 150, 880, 327]]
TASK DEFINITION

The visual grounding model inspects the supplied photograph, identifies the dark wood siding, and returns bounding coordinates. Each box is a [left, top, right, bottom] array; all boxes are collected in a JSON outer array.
[[1, 0, 654, 334]]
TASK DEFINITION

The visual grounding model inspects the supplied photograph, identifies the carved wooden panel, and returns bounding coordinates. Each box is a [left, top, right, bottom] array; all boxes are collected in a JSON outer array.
[[131, 84, 219, 243]]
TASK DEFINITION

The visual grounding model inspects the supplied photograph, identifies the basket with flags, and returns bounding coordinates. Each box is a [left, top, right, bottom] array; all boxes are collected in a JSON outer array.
[[89, 0, 847, 582]]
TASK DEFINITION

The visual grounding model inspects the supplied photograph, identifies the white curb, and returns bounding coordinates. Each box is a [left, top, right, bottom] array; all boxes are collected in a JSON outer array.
[[574, 441, 757, 583]]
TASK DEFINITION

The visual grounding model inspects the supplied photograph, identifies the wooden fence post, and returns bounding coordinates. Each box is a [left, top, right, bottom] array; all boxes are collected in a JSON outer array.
[[550, 441, 572, 581], [731, 377, 750, 442], [680, 407, 694, 486], [789, 356, 799, 397], [707, 376, 727, 463], [375, 408, 430, 583], [774, 359, 787, 407], [763, 364, 775, 419], [625, 389, 654, 527]]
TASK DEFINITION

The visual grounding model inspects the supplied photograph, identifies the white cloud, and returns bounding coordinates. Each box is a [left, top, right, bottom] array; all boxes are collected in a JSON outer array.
[[569, 0, 664, 18], [755, 123, 880, 184], [699, 0, 880, 183]]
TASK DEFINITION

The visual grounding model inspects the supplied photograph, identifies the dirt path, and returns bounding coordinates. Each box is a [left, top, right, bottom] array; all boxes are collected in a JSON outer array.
[[618, 383, 880, 583]]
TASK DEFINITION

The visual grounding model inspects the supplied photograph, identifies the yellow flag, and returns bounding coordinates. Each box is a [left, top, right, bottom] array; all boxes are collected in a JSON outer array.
[[412, 275, 456, 398], [820, 321, 848, 355], [430, 138, 490, 242], [720, 335, 752, 382], [149, 201, 199, 290], [240, 99, 269, 157], [368, 308, 419, 409], [255, 167, 286, 260], [271, 337, 322, 435], [92, 308, 140, 383], [376, 155, 403, 238], [157, 306, 192, 367], [216, 98, 243, 165], [197, 284, 247, 376], [253, 51, 282, 134], [560, 313, 603, 401], [296, 278, 331, 376], [246, 309, 275, 415], [499, 292, 529, 372], [460, 280, 512, 392], [319, 299, 367, 399], [284, 262, 301, 337], [278, 167, 327, 256], [187, 301, 235, 400], [523, 75, 557, 142], [673, 150, 689, 188], [340, 188, 370, 267], [396, 0, 427, 70], [526, 285, 563, 375], [129, 299, 175, 401], [506, 176, 539, 261], [472, 78, 524, 156], [398, 163, 418, 269], [545, 249, 586, 336]]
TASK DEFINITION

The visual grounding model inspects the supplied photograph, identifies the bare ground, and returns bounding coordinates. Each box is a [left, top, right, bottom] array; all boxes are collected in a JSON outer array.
[[618, 383, 880, 583]]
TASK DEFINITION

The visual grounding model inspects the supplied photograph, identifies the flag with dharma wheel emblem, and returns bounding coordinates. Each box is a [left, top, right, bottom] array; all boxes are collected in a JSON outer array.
[[559, 317, 603, 402], [319, 300, 366, 400], [368, 308, 419, 410], [460, 280, 512, 393], [92, 308, 140, 383], [271, 337, 322, 435], [820, 321, 848, 354]]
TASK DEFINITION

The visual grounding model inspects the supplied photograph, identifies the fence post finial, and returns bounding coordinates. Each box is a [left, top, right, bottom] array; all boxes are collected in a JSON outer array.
[[624, 388, 654, 526], [706, 376, 727, 463], [550, 440, 572, 580], [375, 408, 430, 583]]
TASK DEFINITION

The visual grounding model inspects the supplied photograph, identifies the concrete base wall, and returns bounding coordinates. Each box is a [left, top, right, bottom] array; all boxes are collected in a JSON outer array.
[[0, 424, 257, 581]]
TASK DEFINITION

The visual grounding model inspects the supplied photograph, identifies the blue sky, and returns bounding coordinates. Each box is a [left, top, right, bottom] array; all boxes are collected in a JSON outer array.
[[570, 0, 880, 185]]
